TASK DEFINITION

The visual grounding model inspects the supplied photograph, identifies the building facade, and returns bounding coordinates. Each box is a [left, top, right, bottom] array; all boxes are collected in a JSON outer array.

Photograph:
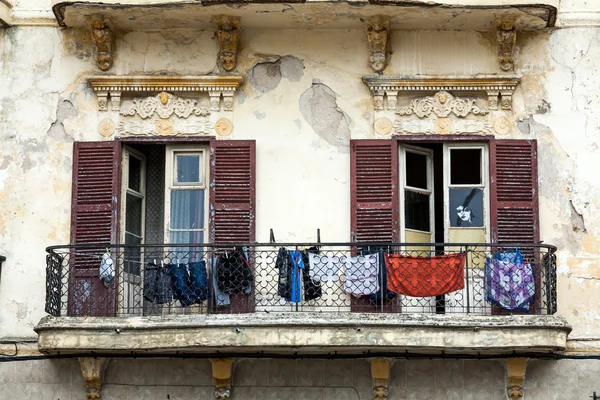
[[0, 0, 599, 399]]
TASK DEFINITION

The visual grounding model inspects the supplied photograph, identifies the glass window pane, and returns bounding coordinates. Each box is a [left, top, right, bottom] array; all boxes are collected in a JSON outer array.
[[450, 149, 482, 185], [169, 231, 204, 246], [125, 193, 143, 235], [170, 189, 205, 230], [128, 156, 142, 192], [176, 155, 201, 184], [449, 188, 484, 227], [124, 233, 141, 275], [405, 191, 430, 232], [405, 151, 428, 190]]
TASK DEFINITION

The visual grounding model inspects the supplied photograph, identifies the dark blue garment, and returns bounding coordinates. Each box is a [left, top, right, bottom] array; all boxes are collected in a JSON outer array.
[[144, 263, 173, 304], [189, 261, 209, 302], [169, 263, 196, 307]]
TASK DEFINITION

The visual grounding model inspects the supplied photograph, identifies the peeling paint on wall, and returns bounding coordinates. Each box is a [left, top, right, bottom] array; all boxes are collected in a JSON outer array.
[[299, 82, 350, 147]]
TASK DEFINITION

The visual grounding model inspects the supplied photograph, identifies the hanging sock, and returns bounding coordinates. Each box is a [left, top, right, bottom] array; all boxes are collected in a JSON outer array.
[[385, 253, 465, 297]]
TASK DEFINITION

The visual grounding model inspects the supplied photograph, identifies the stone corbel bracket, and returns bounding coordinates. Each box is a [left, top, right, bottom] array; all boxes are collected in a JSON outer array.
[[212, 15, 240, 72], [79, 357, 108, 400], [362, 75, 520, 112], [88, 75, 243, 112], [506, 358, 528, 400], [371, 358, 390, 399], [366, 16, 391, 74], [498, 22, 517, 72], [90, 15, 113, 71], [210, 358, 234, 399]]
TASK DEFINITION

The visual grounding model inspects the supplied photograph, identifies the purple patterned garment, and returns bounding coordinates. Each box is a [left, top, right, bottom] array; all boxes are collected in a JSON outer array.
[[485, 256, 535, 311]]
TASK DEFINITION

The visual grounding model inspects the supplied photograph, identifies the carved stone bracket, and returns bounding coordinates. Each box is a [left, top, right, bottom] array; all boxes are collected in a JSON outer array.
[[506, 358, 528, 400], [78, 357, 109, 400], [213, 15, 240, 72], [90, 15, 113, 71], [88, 75, 243, 112], [366, 16, 390, 74], [363, 76, 520, 111], [371, 358, 390, 400], [210, 358, 234, 400], [498, 22, 517, 72]]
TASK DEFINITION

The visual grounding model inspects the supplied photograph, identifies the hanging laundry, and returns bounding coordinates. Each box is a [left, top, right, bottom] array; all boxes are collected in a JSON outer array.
[[210, 257, 230, 306], [276, 247, 293, 300], [360, 247, 396, 303], [188, 260, 210, 302], [342, 254, 379, 296], [288, 250, 304, 303], [301, 247, 322, 301], [143, 262, 173, 304], [217, 248, 253, 295], [485, 249, 535, 311], [169, 262, 196, 307], [308, 253, 341, 282], [276, 247, 322, 302], [99, 251, 115, 287], [385, 253, 465, 297]]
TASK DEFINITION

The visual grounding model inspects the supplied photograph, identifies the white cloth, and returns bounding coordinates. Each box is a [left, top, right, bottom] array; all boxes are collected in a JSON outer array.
[[99, 251, 115, 287], [342, 254, 379, 296], [308, 253, 341, 282]]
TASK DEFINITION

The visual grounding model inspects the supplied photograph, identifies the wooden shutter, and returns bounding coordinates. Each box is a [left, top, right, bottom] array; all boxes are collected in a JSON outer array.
[[490, 139, 539, 245], [209, 140, 256, 244], [68, 141, 120, 316], [210, 140, 256, 314], [350, 139, 399, 312], [350, 140, 399, 243]]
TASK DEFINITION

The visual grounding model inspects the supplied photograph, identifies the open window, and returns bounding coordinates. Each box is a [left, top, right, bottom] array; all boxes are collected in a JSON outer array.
[[68, 139, 256, 316], [350, 137, 539, 314]]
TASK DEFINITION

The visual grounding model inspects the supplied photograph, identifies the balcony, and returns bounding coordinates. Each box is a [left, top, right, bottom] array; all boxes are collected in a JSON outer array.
[[36, 242, 570, 356], [52, 0, 558, 30]]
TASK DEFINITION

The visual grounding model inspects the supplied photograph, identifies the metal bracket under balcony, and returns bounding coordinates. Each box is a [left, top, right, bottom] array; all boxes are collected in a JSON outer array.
[[52, 0, 558, 30], [37, 242, 570, 356]]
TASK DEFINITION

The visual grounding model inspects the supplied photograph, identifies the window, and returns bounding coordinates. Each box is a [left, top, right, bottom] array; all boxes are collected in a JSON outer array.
[[69, 140, 256, 316], [351, 138, 539, 246], [165, 147, 208, 251]]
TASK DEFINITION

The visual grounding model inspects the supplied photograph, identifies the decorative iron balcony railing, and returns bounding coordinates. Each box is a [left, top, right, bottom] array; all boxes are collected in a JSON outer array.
[[44, 242, 557, 317]]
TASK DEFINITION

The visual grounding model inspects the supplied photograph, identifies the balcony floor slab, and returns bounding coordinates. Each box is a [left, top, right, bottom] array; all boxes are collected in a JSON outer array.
[[35, 313, 571, 356]]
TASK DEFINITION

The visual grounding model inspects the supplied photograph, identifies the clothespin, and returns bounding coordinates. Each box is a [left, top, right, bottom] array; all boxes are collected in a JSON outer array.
[[106, 247, 110, 254]]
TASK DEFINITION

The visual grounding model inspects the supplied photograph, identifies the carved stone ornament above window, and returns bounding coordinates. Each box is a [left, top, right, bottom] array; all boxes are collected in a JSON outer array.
[[88, 75, 243, 112], [397, 91, 488, 119], [362, 75, 520, 112], [120, 92, 210, 119]]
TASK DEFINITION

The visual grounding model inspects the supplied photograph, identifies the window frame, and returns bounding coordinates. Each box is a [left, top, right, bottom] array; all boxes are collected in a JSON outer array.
[[164, 145, 210, 246], [443, 143, 491, 242]]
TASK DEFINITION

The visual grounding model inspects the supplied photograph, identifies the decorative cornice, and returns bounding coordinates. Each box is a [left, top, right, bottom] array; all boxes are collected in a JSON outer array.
[[363, 75, 520, 111], [88, 75, 243, 112]]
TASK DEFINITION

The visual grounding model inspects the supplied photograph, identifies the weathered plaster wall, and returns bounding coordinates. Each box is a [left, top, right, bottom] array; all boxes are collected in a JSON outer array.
[[0, 23, 600, 345], [0, 357, 599, 399]]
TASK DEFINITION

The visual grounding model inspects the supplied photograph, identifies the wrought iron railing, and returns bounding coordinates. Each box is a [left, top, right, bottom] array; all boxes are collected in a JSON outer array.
[[44, 242, 557, 317]]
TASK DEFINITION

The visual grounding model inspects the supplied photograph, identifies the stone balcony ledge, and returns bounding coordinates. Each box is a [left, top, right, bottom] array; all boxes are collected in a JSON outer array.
[[36, 313, 571, 356], [52, 0, 558, 30]]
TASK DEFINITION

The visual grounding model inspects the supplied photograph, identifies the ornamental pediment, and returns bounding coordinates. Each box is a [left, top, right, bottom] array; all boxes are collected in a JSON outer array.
[[89, 75, 242, 138], [363, 75, 520, 136]]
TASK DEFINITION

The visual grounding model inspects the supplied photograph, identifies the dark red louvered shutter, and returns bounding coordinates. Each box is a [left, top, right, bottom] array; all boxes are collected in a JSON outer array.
[[350, 139, 399, 312], [210, 140, 256, 243], [350, 140, 399, 243], [68, 141, 120, 317], [490, 139, 539, 245], [210, 140, 256, 314]]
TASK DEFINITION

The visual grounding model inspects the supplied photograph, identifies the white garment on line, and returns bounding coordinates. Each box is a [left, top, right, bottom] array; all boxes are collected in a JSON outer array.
[[308, 253, 341, 282], [342, 254, 379, 296]]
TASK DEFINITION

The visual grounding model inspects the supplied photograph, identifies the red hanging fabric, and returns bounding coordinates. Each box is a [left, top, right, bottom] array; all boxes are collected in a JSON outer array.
[[385, 253, 465, 297]]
